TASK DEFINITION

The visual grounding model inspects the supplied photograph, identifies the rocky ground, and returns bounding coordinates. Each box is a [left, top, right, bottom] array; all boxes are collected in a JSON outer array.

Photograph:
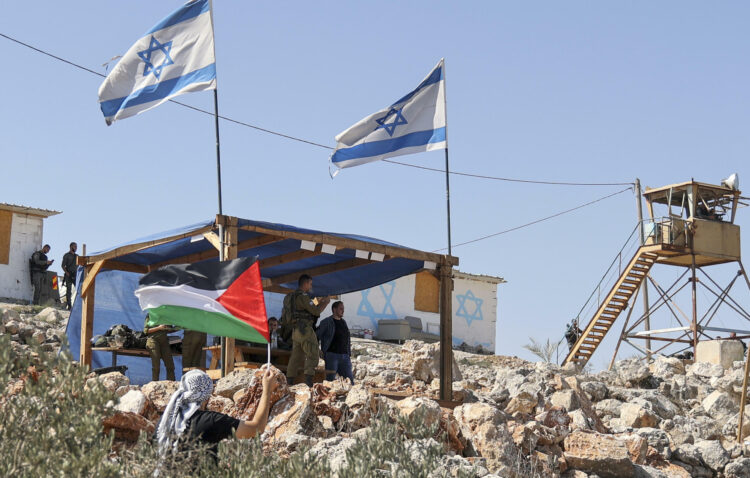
[[3, 302, 750, 477]]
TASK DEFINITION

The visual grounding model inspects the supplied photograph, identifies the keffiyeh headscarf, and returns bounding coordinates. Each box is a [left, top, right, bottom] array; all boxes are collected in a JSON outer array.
[[156, 370, 214, 450]]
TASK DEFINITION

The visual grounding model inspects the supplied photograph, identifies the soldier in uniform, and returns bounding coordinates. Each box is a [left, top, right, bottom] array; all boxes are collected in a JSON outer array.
[[286, 274, 330, 386], [61, 242, 78, 310], [30, 244, 53, 305], [144, 314, 176, 381], [182, 329, 207, 369]]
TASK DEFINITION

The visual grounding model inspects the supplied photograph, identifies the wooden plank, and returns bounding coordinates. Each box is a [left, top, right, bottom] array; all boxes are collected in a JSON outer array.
[[81, 224, 214, 264], [224, 217, 238, 376], [149, 235, 288, 270], [263, 257, 376, 289], [258, 246, 323, 269], [0, 210, 11, 265], [202, 232, 222, 251], [414, 270, 440, 313], [439, 263, 453, 401], [80, 260, 104, 296], [80, 264, 96, 367], [239, 223, 458, 266], [100, 260, 150, 274]]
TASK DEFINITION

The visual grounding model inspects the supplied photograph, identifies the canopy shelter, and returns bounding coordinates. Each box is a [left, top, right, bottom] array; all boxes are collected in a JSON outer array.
[[76, 215, 459, 399]]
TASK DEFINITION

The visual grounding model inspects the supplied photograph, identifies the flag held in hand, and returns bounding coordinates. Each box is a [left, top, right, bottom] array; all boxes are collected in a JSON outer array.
[[135, 256, 269, 343]]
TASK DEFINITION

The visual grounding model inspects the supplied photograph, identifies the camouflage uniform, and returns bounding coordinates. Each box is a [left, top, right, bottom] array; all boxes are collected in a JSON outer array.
[[182, 330, 207, 369], [144, 317, 175, 381], [286, 290, 323, 381]]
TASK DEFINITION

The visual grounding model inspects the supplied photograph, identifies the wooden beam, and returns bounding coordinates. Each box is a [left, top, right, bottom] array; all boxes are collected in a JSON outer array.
[[223, 217, 239, 375], [80, 264, 96, 368], [263, 257, 377, 288], [100, 260, 149, 274], [264, 284, 295, 295], [258, 246, 323, 269], [239, 223, 458, 267], [148, 235, 286, 270], [439, 262, 454, 401], [80, 260, 104, 296], [80, 225, 214, 265], [202, 232, 222, 251]]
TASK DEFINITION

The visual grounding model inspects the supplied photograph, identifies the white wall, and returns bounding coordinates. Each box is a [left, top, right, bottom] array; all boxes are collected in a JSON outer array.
[[0, 213, 43, 301]]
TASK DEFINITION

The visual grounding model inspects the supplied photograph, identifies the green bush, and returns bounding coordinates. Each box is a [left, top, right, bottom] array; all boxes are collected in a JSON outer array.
[[0, 334, 487, 477]]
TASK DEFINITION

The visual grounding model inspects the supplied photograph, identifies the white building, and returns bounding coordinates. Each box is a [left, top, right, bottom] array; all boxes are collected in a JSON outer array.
[[0, 203, 60, 302], [265, 270, 505, 352]]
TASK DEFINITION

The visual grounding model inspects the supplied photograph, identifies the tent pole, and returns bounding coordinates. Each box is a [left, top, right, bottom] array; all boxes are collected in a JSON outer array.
[[214, 87, 227, 377]]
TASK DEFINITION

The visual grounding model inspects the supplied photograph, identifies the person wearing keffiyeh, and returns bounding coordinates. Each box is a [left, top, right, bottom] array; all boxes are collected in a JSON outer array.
[[156, 368, 278, 456]]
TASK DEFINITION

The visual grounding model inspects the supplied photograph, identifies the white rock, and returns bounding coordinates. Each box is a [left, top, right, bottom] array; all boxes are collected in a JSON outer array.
[[115, 390, 149, 415], [702, 390, 739, 420], [687, 361, 725, 379]]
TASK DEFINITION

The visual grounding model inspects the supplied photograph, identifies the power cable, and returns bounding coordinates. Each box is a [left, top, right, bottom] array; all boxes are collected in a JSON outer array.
[[1, 32, 634, 187], [433, 187, 632, 251]]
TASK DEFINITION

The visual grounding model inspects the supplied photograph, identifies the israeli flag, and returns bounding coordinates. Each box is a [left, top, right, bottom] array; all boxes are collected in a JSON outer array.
[[98, 0, 216, 125], [331, 59, 446, 170]]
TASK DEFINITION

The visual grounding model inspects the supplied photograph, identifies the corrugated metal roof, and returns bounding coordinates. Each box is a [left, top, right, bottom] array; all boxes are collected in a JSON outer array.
[[0, 203, 61, 218]]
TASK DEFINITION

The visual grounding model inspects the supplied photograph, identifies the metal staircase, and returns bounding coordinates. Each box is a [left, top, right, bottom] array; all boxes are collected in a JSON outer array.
[[563, 247, 660, 367]]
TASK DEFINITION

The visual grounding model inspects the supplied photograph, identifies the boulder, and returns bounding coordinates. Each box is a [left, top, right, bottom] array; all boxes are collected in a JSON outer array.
[[36, 307, 63, 324], [214, 368, 258, 399], [207, 395, 234, 414], [693, 439, 730, 472], [504, 390, 537, 416], [550, 390, 580, 411], [649, 355, 685, 380], [614, 433, 648, 464], [1, 308, 21, 324], [580, 380, 608, 402], [595, 398, 623, 418], [687, 361, 725, 379], [4, 320, 20, 335], [620, 402, 659, 428], [115, 390, 149, 416], [453, 403, 518, 475], [30, 330, 46, 345], [563, 430, 634, 478], [98, 372, 130, 393], [633, 427, 671, 460], [702, 390, 738, 420], [399, 340, 462, 383], [306, 436, 358, 475], [141, 380, 179, 413], [263, 384, 322, 444], [102, 411, 155, 442], [395, 396, 441, 428], [725, 458, 750, 478], [343, 384, 382, 429], [568, 409, 592, 431], [232, 366, 288, 420], [614, 359, 651, 386]]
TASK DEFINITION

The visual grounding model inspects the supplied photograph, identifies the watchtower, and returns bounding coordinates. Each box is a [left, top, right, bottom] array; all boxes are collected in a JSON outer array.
[[563, 177, 749, 367]]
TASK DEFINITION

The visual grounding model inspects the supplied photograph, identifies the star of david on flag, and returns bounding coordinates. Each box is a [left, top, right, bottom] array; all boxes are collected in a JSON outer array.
[[331, 59, 447, 170], [98, 0, 217, 125]]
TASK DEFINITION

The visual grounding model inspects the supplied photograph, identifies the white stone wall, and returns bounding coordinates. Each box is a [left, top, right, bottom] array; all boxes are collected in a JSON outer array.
[[0, 213, 43, 301], [262, 273, 500, 351]]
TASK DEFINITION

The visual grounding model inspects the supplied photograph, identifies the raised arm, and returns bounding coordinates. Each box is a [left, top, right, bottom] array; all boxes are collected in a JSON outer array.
[[235, 369, 278, 439]]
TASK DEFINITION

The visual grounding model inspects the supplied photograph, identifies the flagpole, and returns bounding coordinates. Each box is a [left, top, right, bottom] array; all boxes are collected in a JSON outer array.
[[209, 0, 227, 377], [442, 59, 452, 256]]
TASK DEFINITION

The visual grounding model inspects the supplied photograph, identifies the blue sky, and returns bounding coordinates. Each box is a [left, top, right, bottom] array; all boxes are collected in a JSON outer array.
[[2, 1, 748, 367]]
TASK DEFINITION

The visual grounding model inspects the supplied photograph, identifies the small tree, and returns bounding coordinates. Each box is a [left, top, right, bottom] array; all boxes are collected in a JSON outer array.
[[522, 337, 560, 363]]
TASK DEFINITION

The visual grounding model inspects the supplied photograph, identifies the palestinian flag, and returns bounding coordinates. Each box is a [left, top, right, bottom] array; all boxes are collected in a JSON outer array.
[[135, 256, 268, 343]]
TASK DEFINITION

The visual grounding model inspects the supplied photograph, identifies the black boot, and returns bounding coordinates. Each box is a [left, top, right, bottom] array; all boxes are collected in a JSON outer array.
[[305, 374, 314, 387]]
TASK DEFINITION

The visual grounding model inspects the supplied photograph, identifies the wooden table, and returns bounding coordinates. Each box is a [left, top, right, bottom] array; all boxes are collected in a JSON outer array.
[[93, 336, 182, 367], [203, 344, 292, 370]]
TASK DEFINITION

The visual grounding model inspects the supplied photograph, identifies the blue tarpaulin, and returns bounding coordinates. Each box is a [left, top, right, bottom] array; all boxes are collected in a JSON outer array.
[[66, 218, 439, 384]]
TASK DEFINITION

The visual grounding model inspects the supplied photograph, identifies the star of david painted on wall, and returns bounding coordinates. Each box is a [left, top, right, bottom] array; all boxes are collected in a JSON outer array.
[[374, 107, 408, 136], [456, 290, 483, 326], [138, 36, 174, 80]]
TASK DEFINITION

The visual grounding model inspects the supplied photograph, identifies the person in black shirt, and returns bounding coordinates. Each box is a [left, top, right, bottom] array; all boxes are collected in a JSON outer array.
[[61, 242, 78, 310], [30, 244, 53, 305], [156, 368, 278, 458], [316, 301, 354, 384]]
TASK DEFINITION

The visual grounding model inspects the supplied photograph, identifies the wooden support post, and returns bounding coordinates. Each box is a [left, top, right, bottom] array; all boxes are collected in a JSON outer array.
[[222, 216, 239, 376], [738, 344, 750, 444], [439, 261, 454, 401], [79, 264, 96, 368]]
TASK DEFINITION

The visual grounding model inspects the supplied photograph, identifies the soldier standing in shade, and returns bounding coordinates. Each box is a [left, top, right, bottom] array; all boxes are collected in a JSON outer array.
[[286, 274, 330, 386], [30, 244, 53, 305], [144, 314, 176, 381], [61, 242, 78, 310], [182, 329, 207, 369]]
